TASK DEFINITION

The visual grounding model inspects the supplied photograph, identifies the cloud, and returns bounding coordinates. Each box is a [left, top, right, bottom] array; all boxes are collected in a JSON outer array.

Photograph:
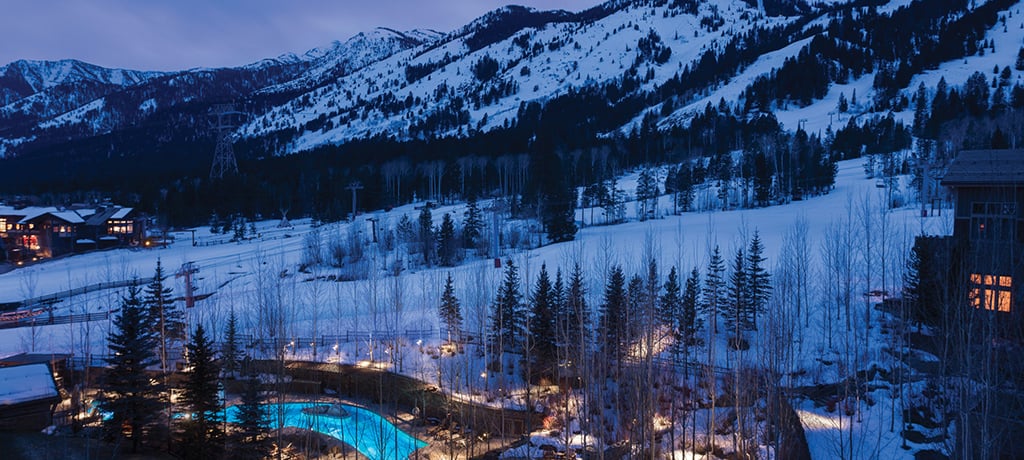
[[0, 0, 587, 71]]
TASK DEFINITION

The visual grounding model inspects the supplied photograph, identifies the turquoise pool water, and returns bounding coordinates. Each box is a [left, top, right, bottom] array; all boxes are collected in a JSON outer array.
[[226, 402, 426, 460]]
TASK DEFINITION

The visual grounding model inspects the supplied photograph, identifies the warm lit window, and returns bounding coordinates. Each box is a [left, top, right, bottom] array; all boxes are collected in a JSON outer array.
[[970, 273, 1012, 312], [20, 235, 39, 251], [109, 221, 133, 234]]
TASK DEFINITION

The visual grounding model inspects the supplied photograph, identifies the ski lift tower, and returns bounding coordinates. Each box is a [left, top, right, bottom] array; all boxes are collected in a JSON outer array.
[[175, 262, 200, 309], [209, 103, 246, 180]]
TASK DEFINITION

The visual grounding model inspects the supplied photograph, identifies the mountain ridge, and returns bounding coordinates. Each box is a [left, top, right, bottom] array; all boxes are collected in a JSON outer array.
[[0, 0, 1019, 172]]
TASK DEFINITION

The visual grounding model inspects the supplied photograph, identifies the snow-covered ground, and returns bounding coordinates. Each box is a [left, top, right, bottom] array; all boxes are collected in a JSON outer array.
[[0, 158, 952, 458]]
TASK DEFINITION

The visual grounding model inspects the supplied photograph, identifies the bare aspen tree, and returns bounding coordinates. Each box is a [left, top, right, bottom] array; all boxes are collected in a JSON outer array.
[[780, 215, 811, 345], [387, 270, 406, 369], [858, 192, 875, 355], [305, 264, 325, 361], [19, 267, 39, 352]]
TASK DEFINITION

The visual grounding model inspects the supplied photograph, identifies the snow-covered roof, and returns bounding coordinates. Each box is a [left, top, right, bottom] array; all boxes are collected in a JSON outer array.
[[110, 207, 133, 219], [14, 207, 56, 224], [18, 208, 95, 225], [84, 207, 134, 226], [50, 211, 86, 224], [0, 363, 58, 406], [0, 206, 135, 225]]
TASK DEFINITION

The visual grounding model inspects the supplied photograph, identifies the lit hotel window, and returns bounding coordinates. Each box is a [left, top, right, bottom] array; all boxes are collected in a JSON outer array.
[[970, 273, 1012, 313]]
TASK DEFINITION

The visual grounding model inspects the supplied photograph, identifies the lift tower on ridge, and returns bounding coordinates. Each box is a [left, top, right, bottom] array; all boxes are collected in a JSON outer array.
[[209, 103, 246, 180]]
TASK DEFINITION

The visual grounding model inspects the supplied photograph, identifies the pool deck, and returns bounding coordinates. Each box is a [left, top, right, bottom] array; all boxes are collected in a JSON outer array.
[[227, 392, 521, 459]]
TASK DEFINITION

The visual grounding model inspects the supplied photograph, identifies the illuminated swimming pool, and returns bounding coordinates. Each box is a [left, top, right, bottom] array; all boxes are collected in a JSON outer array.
[[226, 402, 426, 460]]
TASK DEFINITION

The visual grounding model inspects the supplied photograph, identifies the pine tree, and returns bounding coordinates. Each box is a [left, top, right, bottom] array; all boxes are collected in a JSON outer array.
[[664, 166, 679, 214], [418, 207, 434, 266], [439, 273, 463, 343], [177, 324, 224, 460], [681, 267, 702, 343], [964, 71, 991, 116], [100, 281, 163, 453], [222, 309, 243, 379], [463, 195, 484, 249], [552, 268, 568, 356], [232, 216, 247, 241], [530, 151, 577, 243], [599, 266, 628, 365], [912, 83, 929, 138], [753, 154, 773, 207], [437, 212, 458, 267], [703, 246, 727, 334], [491, 259, 524, 348], [230, 372, 270, 460], [565, 262, 590, 359], [716, 155, 733, 208], [636, 168, 660, 220], [659, 266, 683, 346], [396, 214, 416, 244], [676, 165, 695, 212], [726, 247, 749, 335], [904, 238, 942, 326], [528, 264, 557, 381], [746, 231, 771, 330], [626, 273, 646, 350], [145, 259, 183, 374]]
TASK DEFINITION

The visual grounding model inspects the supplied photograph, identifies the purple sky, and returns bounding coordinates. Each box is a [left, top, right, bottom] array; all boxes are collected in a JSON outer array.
[[1, 1, 588, 71]]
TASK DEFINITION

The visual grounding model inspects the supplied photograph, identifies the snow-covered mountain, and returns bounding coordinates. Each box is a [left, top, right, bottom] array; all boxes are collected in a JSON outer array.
[[0, 0, 1019, 162], [258, 27, 446, 94], [0, 59, 161, 104], [0, 26, 441, 158]]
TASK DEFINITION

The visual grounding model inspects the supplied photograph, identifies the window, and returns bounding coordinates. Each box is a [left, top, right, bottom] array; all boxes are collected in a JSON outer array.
[[20, 235, 39, 251], [970, 273, 1012, 313], [969, 201, 1017, 241], [109, 220, 133, 234]]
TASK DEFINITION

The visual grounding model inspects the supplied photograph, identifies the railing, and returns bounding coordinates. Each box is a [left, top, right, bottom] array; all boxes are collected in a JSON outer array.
[[3, 277, 155, 312], [651, 355, 732, 377], [236, 328, 443, 350], [69, 355, 111, 370], [0, 310, 115, 330]]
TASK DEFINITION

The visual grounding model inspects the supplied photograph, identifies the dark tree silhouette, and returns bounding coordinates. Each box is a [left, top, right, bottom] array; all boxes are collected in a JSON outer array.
[[177, 324, 224, 460], [99, 281, 163, 453], [439, 273, 463, 343]]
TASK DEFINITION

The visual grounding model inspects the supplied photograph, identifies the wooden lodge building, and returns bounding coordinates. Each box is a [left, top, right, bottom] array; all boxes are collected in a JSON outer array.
[[0, 203, 144, 264], [941, 149, 1024, 317], [0, 361, 61, 431], [939, 149, 1024, 460]]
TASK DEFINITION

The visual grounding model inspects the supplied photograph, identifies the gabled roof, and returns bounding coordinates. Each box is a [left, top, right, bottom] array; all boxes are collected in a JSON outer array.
[[0, 363, 58, 406], [50, 211, 86, 224], [7, 207, 56, 223], [110, 207, 133, 219], [942, 149, 1024, 186], [84, 207, 118, 226], [0, 205, 132, 225], [20, 209, 93, 225], [83, 207, 134, 226]]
